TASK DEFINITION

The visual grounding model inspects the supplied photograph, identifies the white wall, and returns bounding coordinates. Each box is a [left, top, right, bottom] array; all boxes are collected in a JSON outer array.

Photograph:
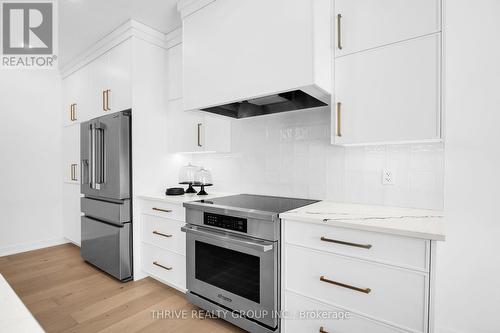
[[435, 1, 500, 332], [191, 108, 444, 210], [0, 70, 64, 256]]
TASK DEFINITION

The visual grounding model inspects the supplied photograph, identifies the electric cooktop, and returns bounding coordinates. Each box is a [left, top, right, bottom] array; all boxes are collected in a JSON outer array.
[[194, 194, 318, 215]]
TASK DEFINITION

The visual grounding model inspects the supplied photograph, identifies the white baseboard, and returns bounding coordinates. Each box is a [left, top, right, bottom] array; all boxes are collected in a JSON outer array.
[[0, 238, 69, 257]]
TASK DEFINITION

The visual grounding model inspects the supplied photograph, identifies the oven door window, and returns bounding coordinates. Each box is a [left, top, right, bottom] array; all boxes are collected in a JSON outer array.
[[195, 241, 260, 303]]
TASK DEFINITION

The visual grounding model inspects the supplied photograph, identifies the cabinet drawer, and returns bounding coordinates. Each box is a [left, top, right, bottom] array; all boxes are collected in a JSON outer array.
[[284, 291, 408, 333], [142, 214, 185, 255], [141, 200, 185, 222], [285, 220, 429, 271], [285, 245, 428, 332], [142, 243, 186, 291]]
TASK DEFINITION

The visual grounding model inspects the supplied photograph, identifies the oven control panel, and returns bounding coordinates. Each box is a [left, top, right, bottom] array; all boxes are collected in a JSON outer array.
[[204, 212, 247, 233]]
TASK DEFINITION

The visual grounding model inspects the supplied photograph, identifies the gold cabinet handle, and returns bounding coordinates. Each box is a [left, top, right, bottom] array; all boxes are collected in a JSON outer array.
[[320, 275, 371, 294], [152, 207, 172, 213], [336, 102, 342, 137], [102, 90, 106, 111], [71, 164, 78, 181], [337, 14, 343, 50], [153, 261, 172, 271], [153, 231, 172, 238], [70, 164, 74, 181], [319, 327, 330, 333], [197, 123, 202, 147], [70, 104, 73, 121], [320, 236, 372, 249], [105, 89, 111, 111], [73, 104, 77, 120]]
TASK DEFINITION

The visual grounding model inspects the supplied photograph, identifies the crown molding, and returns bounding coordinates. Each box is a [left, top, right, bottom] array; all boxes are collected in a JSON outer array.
[[60, 19, 167, 78], [177, 0, 216, 19], [165, 27, 182, 48]]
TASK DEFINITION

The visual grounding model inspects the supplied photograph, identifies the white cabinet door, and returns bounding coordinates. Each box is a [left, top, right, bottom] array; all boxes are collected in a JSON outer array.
[[62, 124, 80, 184], [335, 0, 441, 56], [63, 183, 81, 246], [168, 99, 232, 153], [87, 52, 109, 120], [107, 39, 132, 113], [168, 99, 204, 153], [167, 44, 182, 100], [63, 68, 89, 126], [332, 34, 441, 145]]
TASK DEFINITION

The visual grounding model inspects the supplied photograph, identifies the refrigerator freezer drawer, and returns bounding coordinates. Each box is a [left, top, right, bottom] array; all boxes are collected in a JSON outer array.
[[81, 197, 130, 225], [81, 216, 132, 281]]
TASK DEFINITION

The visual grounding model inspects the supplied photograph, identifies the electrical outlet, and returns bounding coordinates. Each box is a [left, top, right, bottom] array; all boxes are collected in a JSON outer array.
[[382, 169, 395, 185]]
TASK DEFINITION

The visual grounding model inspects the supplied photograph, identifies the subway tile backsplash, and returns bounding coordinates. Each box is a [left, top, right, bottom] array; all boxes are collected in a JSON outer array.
[[189, 108, 444, 210]]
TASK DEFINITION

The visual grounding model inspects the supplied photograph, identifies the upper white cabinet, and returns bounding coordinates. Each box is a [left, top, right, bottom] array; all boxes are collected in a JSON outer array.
[[182, 0, 331, 112], [334, 0, 441, 56], [62, 67, 89, 126], [168, 99, 231, 153], [166, 39, 231, 153], [63, 39, 132, 124], [332, 0, 443, 145], [333, 34, 441, 145]]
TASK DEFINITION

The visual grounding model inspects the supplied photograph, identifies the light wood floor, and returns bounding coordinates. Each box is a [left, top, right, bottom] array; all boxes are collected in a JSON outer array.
[[0, 244, 245, 333]]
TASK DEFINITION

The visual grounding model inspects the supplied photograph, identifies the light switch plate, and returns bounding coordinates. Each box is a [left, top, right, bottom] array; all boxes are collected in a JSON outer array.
[[382, 169, 395, 185]]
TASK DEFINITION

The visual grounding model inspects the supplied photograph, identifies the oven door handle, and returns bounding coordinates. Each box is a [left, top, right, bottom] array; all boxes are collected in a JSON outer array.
[[181, 225, 274, 253]]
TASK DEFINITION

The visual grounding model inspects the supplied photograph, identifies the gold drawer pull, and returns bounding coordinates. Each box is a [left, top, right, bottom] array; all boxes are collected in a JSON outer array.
[[152, 207, 172, 213], [320, 236, 372, 249], [320, 276, 371, 294], [336, 102, 342, 137], [153, 261, 172, 271], [153, 231, 172, 238], [319, 327, 329, 333], [337, 14, 343, 50]]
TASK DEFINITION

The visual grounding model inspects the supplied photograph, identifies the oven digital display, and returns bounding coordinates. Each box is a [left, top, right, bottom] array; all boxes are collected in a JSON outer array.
[[204, 212, 247, 233]]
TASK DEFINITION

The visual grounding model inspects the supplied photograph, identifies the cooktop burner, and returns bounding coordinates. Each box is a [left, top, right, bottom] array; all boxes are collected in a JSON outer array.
[[196, 194, 318, 214]]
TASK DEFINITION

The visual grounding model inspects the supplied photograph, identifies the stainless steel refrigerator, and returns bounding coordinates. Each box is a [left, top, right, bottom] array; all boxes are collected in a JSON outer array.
[[80, 110, 132, 281]]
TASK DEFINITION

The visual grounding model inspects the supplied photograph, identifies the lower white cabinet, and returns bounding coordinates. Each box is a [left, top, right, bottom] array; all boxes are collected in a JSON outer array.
[[62, 183, 81, 245], [62, 124, 80, 184], [139, 198, 187, 292], [282, 219, 436, 333], [284, 291, 408, 333]]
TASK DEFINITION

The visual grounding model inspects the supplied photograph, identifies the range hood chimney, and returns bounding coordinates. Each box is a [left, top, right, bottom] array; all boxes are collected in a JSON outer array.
[[181, 0, 332, 119]]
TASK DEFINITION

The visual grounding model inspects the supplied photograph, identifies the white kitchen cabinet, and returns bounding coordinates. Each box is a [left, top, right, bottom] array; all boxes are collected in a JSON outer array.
[[107, 39, 132, 113], [62, 183, 81, 246], [334, 0, 441, 56], [87, 39, 132, 120], [168, 98, 231, 153], [282, 218, 437, 333], [332, 34, 441, 145], [62, 124, 80, 184], [62, 67, 89, 126], [167, 42, 231, 153]]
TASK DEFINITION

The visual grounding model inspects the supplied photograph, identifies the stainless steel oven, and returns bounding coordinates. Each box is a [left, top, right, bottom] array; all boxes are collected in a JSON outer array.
[[183, 224, 278, 329], [183, 194, 318, 333]]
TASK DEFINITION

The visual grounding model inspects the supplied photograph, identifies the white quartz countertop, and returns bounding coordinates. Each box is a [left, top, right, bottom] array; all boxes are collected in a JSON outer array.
[[280, 201, 445, 241], [0, 274, 44, 333], [137, 192, 233, 205]]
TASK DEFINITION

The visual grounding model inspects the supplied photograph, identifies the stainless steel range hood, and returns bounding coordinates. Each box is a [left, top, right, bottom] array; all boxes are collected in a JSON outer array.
[[200, 90, 328, 119], [182, 0, 332, 119]]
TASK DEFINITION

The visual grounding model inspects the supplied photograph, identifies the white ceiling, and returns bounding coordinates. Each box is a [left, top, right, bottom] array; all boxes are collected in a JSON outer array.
[[59, 0, 181, 68]]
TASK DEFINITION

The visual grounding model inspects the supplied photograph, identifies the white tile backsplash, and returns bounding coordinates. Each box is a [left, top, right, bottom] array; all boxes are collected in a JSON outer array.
[[185, 108, 444, 210]]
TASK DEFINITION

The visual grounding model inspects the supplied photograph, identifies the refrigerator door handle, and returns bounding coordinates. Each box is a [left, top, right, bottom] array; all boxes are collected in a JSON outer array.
[[95, 125, 105, 187], [90, 124, 96, 189]]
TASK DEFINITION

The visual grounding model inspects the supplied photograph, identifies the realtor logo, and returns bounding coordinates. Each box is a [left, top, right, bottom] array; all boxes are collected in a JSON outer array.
[[1, 1, 57, 68]]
